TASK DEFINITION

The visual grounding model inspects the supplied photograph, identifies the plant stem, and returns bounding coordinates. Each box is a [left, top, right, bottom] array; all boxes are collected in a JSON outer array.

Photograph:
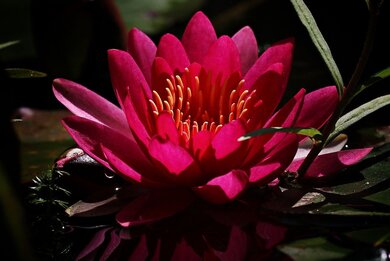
[[296, 0, 382, 179]]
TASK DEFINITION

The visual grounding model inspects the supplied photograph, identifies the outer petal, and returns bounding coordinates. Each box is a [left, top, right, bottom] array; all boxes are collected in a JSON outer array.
[[156, 33, 190, 74], [148, 137, 203, 185], [108, 50, 155, 143], [181, 11, 217, 63], [122, 93, 152, 149], [128, 28, 157, 85], [295, 85, 338, 129], [202, 36, 242, 84], [53, 78, 131, 137], [116, 189, 195, 227], [101, 144, 169, 188], [62, 115, 150, 172], [288, 148, 373, 178], [244, 38, 294, 94], [232, 26, 258, 75], [249, 135, 298, 185], [192, 170, 248, 204], [108, 50, 154, 133], [108, 49, 152, 105]]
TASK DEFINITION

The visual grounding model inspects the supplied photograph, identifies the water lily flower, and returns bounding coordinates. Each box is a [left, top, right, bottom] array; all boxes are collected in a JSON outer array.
[[53, 11, 369, 227]]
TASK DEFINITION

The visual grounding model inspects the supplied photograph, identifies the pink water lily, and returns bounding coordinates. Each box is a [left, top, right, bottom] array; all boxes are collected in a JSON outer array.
[[53, 11, 370, 227]]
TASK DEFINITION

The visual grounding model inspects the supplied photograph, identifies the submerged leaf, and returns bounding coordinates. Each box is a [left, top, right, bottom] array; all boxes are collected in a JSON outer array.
[[290, 0, 344, 96], [329, 94, 390, 142], [238, 127, 322, 142]]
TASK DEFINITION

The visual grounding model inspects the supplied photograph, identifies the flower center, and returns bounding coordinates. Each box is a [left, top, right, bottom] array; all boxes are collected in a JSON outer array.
[[148, 68, 256, 142]]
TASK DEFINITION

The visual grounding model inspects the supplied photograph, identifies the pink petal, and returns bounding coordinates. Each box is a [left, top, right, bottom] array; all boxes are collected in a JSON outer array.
[[62, 115, 145, 171], [108, 49, 152, 106], [100, 229, 121, 260], [193, 170, 248, 204], [122, 92, 152, 149], [116, 189, 195, 227], [181, 11, 217, 63], [151, 57, 174, 97], [76, 227, 111, 261], [212, 120, 247, 160], [171, 239, 202, 261], [294, 134, 348, 160], [244, 38, 294, 94], [156, 33, 190, 74], [295, 85, 339, 129], [202, 36, 242, 84], [127, 28, 157, 85], [243, 89, 304, 166], [190, 130, 214, 163], [52, 78, 131, 138], [232, 26, 258, 75], [212, 226, 248, 261], [211, 120, 247, 174], [148, 137, 203, 185], [156, 111, 180, 145], [249, 135, 298, 185], [288, 148, 373, 178], [128, 235, 149, 261], [243, 63, 284, 128], [262, 88, 305, 152], [101, 143, 168, 188], [256, 221, 287, 249], [108, 50, 155, 147]]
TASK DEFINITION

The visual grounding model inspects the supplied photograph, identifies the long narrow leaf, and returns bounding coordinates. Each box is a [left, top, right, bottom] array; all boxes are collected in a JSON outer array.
[[5, 68, 47, 78], [238, 127, 322, 142], [349, 67, 390, 103], [329, 94, 390, 142], [290, 0, 344, 96], [0, 40, 19, 50]]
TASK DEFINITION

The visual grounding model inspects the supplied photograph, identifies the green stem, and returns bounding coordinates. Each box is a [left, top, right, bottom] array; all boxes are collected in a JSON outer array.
[[297, 0, 382, 178]]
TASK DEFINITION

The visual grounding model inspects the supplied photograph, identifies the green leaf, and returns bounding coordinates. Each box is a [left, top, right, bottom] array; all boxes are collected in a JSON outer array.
[[349, 67, 390, 103], [238, 127, 322, 142], [0, 40, 19, 50], [290, 0, 344, 96], [278, 237, 352, 261], [311, 203, 390, 216], [329, 94, 390, 142], [5, 68, 47, 78]]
